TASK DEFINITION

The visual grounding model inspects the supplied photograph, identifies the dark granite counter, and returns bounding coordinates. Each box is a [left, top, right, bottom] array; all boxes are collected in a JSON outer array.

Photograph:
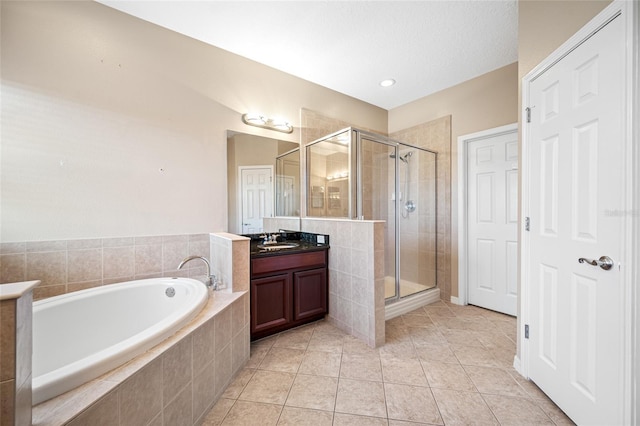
[[244, 231, 330, 258]]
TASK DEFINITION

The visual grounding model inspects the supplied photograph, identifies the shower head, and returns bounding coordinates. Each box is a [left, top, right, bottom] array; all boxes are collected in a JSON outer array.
[[390, 151, 412, 163]]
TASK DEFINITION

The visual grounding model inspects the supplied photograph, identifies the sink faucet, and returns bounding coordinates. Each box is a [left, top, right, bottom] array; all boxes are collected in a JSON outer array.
[[177, 255, 218, 290]]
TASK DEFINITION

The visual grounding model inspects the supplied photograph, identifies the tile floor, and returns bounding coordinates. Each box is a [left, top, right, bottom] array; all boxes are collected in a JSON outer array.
[[201, 301, 574, 425]]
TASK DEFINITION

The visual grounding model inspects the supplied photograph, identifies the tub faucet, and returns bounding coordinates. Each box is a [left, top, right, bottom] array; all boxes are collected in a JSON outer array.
[[177, 256, 218, 290]]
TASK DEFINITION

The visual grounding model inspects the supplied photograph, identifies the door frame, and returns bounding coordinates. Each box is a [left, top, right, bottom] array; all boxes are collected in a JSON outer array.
[[456, 123, 518, 307], [237, 165, 274, 234], [518, 1, 638, 423]]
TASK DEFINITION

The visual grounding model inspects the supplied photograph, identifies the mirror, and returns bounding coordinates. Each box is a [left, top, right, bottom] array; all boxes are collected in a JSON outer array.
[[227, 131, 299, 234], [306, 129, 352, 218]]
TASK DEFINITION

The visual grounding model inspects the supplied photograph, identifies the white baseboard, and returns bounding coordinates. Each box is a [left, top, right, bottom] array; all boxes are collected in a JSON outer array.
[[513, 355, 524, 377], [385, 288, 441, 320], [450, 296, 463, 305]]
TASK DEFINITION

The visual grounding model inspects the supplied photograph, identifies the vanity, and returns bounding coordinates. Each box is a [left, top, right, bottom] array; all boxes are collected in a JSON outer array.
[[248, 232, 330, 340]]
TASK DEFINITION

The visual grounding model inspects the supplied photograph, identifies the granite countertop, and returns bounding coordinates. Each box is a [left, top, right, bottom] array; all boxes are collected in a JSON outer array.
[[245, 231, 330, 258]]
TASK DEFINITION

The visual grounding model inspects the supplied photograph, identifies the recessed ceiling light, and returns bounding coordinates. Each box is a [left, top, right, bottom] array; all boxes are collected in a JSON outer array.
[[380, 79, 396, 87]]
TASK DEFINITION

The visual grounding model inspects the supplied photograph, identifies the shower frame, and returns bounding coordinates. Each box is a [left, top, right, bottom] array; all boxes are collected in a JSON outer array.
[[305, 127, 438, 305]]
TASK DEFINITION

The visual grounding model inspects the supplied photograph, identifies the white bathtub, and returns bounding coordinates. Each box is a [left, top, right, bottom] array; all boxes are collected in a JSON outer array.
[[32, 277, 208, 405]]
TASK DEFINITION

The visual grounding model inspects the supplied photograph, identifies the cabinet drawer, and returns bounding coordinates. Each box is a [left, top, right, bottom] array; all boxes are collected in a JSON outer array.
[[251, 250, 326, 276]]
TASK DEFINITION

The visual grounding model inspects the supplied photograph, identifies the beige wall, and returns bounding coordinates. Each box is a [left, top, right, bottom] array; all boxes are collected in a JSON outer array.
[[0, 1, 386, 243], [389, 63, 518, 299]]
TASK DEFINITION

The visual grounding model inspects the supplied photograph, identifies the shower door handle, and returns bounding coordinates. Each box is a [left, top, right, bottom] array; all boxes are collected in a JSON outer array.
[[578, 256, 614, 270]]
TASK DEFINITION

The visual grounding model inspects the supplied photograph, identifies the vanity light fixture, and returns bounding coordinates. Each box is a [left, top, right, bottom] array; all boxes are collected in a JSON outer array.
[[242, 113, 293, 134], [380, 79, 396, 87]]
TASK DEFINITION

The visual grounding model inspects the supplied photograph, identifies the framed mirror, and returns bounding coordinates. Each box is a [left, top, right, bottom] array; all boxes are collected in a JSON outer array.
[[227, 131, 299, 234]]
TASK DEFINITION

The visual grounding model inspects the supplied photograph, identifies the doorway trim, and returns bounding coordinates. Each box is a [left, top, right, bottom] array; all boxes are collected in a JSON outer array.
[[456, 123, 518, 307], [237, 165, 274, 234], [519, 1, 637, 423]]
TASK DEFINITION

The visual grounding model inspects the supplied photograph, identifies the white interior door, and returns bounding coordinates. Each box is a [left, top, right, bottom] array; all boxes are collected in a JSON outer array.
[[467, 130, 518, 315], [526, 11, 625, 425], [240, 166, 273, 234]]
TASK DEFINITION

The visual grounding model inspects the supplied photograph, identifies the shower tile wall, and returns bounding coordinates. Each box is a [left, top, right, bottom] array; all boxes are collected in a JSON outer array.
[[0, 234, 211, 300], [391, 116, 452, 302]]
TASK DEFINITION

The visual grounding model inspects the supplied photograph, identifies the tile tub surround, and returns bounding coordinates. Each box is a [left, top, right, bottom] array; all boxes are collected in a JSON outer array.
[[209, 233, 250, 293], [301, 218, 385, 348], [1, 280, 39, 426], [32, 290, 250, 425], [0, 234, 211, 300]]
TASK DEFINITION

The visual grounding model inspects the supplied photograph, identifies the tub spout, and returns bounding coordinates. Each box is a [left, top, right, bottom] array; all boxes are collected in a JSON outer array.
[[177, 256, 218, 290]]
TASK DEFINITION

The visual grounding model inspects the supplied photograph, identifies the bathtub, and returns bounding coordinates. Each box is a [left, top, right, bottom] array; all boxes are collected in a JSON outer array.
[[32, 277, 208, 405]]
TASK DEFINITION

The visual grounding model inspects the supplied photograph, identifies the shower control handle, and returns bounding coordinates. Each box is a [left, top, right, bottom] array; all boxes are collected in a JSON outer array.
[[578, 256, 614, 270]]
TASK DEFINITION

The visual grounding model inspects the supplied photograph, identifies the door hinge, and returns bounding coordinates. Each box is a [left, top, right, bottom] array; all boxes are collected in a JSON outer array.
[[525, 216, 530, 231], [525, 107, 531, 123], [525, 324, 529, 339]]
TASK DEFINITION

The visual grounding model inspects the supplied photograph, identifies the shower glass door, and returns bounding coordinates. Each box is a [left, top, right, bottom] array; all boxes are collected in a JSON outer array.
[[396, 143, 437, 298], [358, 133, 437, 302], [358, 134, 398, 299]]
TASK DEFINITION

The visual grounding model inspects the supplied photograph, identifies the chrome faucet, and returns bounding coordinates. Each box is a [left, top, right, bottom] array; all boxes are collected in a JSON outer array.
[[177, 255, 218, 290]]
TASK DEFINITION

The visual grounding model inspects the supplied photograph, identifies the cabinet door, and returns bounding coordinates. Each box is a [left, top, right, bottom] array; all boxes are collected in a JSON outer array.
[[251, 273, 291, 334], [293, 268, 327, 321]]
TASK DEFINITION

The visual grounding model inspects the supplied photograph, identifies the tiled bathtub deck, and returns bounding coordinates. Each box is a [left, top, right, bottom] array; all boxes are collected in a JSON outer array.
[[200, 301, 573, 425]]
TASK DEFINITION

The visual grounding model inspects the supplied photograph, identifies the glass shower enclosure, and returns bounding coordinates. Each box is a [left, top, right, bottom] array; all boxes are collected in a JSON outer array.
[[306, 128, 437, 303]]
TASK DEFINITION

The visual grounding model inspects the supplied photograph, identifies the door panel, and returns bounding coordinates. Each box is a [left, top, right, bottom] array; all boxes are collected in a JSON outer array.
[[467, 130, 518, 315], [527, 13, 624, 424], [241, 167, 273, 233]]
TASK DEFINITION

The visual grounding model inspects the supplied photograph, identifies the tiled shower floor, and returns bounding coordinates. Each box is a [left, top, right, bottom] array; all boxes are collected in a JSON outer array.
[[201, 301, 574, 425]]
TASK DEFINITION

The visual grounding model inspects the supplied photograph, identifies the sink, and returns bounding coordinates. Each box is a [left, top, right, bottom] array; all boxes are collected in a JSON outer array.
[[257, 243, 300, 250]]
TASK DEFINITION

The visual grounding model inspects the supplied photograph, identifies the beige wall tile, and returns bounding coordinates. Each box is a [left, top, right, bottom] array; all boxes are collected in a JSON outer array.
[[0, 243, 26, 255], [192, 317, 215, 374], [67, 239, 102, 250], [33, 284, 66, 300], [26, 240, 67, 252], [162, 241, 188, 272], [67, 390, 119, 426], [102, 237, 135, 248], [162, 336, 192, 406], [119, 357, 162, 426], [214, 307, 232, 355], [163, 384, 192, 426], [214, 343, 232, 399], [67, 248, 102, 283], [0, 379, 15, 425], [27, 251, 66, 285], [134, 244, 162, 275], [192, 360, 216, 422], [0, 254, 26, 284], [103, 246, 135, 279], [0, 300, 16, 382]]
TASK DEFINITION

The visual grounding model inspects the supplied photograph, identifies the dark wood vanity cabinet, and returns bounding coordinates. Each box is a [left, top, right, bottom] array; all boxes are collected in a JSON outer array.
[[250, 250, 328, 340]]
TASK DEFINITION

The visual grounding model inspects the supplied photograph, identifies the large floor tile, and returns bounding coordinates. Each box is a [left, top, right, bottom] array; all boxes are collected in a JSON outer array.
[[384, 383, 442, 424], [335, 378, 387, 418], [380, 356, 428, 386], [422, 361, 476, 392], [297, 350, 342, 377], [431, 388, 498, 425], [340, 352, 383, 381], [284, 374, 338, 411], [220, 400, 282, 426], [258, 347, 305, 373], [238, 370, 295, 405], [277, 407, 333, 425], [482, 394, 555, 425]]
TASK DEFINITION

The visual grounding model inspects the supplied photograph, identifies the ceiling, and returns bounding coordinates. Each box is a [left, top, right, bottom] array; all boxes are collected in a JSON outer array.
[[98, 1, 518, 110]]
